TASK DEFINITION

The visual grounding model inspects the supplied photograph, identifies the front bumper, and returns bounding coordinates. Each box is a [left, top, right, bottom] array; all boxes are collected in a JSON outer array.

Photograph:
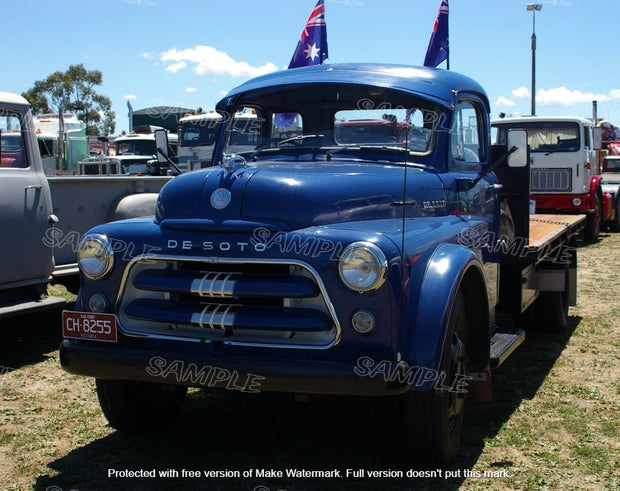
[[532, 192, 594, 213], [59, 340, 409, 397]]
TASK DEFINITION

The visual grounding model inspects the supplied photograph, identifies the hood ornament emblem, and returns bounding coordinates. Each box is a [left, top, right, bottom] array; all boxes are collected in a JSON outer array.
[[220, 154, 247, 174], [210, 188, 232, 210]]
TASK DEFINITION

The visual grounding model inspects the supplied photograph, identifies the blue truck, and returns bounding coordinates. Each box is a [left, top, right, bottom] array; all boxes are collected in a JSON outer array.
[[59, 64, 584, 466]]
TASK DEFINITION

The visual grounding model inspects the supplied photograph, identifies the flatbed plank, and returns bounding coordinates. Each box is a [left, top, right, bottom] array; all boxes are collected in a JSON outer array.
[[528, 214, 585, 249]]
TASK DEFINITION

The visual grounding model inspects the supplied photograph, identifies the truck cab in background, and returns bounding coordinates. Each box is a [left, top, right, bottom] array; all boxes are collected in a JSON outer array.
[[79, 126, 179, 176], [33, 113, 88, 174], [177, 109, 258, 170], [0, 92, 175, 316], [492, 116, 604, 240], [177, 111, 221, 171], [0, 92, 65, 316]]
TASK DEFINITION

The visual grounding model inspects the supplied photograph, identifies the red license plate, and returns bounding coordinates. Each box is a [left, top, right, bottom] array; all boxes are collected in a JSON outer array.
[[62, 311, 117, 342]]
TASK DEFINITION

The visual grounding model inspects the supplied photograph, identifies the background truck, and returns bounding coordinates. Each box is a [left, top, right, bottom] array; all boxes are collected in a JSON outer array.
[[60, 64, 584, 467], [79, 126, 179, 176], [177, 109, 258, 171], [0, 91, 172, 318], [601, 154, 620, 230], [491, 115, 604, 240], [177, 111, 221, 171], [33, 113, 88, 174], [598, 121, 620, 230]]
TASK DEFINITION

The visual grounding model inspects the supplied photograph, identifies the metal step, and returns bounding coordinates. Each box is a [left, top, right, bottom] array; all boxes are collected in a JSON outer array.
[[490, 326, 526, 369], [0, 295, 66, 319]]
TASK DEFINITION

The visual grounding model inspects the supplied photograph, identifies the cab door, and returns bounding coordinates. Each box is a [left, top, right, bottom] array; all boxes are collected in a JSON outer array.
[[0, 106, 54, 286]]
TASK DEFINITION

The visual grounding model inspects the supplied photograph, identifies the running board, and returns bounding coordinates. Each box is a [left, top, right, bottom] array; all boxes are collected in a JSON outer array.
[[490, 326, 525, 369]]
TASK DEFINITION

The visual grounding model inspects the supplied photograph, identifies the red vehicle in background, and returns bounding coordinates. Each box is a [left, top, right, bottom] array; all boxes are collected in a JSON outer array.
[[600, 121, 620, 231]]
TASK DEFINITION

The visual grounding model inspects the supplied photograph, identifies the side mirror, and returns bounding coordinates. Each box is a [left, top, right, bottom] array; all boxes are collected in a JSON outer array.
[[592, 126, 602, 151], [154, 129, 169, 165], [507, 130, 528, 168]]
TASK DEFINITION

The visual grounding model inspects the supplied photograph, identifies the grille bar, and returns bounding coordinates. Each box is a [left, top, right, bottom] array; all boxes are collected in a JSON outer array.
[[125, 299, 332, 332], [133, 269, 319, 298], [531, 168, 572, 192]]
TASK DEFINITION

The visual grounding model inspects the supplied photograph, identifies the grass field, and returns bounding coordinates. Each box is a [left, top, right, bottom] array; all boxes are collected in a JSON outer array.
[[0, 233, 618, 491]]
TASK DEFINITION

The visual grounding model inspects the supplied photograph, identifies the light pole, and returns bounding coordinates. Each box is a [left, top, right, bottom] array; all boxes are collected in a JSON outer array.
[[527, 4, 542, 116]]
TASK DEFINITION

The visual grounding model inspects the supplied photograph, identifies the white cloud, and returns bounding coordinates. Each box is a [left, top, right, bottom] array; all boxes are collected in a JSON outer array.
[[160, 45, 278, 78], [512, 87, 530, 99], [495, 96, 515, 107], [165, 61, 188, 73], [123, 94, 137, 100], [185, 87, 197, 93], [138, 52, 153, 60], [536, 87, 620, 106]]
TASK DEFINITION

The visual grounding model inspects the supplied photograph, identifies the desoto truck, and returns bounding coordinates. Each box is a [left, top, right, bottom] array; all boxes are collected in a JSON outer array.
[[60, 64, 584, 466]]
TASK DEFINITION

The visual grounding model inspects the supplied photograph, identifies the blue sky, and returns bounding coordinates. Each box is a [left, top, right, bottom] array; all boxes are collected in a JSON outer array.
[[5, 0, 618, 133]]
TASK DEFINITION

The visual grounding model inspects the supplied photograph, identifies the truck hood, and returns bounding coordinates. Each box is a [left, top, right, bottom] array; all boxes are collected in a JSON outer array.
[[155, 162, 447, 231]]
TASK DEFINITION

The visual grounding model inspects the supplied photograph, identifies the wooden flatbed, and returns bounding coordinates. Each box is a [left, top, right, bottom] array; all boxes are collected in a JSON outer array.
[[528, 214, 586, 249]]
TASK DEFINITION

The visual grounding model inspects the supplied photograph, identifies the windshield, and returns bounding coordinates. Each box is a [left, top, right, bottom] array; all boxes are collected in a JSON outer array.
[[179, 119, 221, 148], [493, 122, 580, 153], [114, 139, 156, 156], [219, 83, 438, 162], [603, 157, 620, 173]]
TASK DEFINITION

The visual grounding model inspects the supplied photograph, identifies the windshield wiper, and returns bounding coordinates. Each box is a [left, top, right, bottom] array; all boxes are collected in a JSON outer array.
[[358, 145, 415, 155], [278, 134, 325, 146]]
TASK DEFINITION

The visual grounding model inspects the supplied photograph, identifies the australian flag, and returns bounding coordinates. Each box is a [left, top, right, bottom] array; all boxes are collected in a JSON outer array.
[[288, 0, 328, 69], [424, 0, 449, 68]]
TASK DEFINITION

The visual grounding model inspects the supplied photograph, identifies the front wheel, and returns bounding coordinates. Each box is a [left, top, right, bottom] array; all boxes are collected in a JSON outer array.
[[96, 379, 187, 435], [404, 290, 468, 468]]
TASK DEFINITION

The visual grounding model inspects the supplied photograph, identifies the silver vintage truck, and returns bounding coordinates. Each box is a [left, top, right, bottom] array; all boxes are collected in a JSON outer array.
[[0, 91, 171, 318]]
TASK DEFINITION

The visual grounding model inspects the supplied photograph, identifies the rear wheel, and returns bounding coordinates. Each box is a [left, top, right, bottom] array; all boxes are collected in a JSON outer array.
[[609, 202, 620, 232], [584, 195, 602, 241], [537, 263, 570, 333], [96, 379, 187, 434], [404, 290, 468, 468]]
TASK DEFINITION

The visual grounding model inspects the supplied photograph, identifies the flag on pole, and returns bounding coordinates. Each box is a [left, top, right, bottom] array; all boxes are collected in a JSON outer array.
[[423, 0, 449, 68], [288, 0, 328, 69]]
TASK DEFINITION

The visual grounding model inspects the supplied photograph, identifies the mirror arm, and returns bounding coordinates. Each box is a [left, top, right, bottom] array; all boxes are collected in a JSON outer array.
[[157, 148, 183, 175], [464, 145, 517, 190]]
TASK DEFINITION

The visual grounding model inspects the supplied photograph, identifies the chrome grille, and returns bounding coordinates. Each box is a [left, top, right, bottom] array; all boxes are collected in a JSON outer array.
[[531, 168, 572, 192], [117, 256, 340, 349]]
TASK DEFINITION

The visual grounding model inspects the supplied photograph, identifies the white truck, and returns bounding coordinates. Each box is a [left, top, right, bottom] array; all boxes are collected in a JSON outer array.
[[492, 116, 604, 240], [0, 91, 172, 317], [80, 126, 179, 176], [33, 113, 88, 174], [177, 110, 259, 170], [177, 111, 221, 171]]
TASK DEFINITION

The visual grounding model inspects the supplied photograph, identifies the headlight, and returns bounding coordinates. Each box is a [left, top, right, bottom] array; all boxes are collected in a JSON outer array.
[[338, 242, 387, 292], [77, 234, 114, 280], [572, 197, 582, 207]]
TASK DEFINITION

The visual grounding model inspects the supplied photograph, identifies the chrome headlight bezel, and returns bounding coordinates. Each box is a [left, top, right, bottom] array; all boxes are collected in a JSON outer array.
[[338, 241, 387, 293], [77, 234, 114, 280]]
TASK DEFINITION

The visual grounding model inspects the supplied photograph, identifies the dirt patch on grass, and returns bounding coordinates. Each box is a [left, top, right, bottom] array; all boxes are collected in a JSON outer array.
[[0, 235, 618, 490]]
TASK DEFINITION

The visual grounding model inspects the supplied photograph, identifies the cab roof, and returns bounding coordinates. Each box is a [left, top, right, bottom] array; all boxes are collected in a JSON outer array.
[[217, 63, 489, 112], [0, 91, 30, 107]]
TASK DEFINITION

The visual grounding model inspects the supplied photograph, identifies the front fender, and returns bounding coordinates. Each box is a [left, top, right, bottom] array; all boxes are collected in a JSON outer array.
[[404, 243, 486, 390], [588, 175, 603, 209]]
